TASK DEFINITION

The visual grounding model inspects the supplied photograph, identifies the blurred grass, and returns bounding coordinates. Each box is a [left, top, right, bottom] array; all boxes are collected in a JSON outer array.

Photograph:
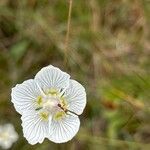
[[0, 0, 150, 150]]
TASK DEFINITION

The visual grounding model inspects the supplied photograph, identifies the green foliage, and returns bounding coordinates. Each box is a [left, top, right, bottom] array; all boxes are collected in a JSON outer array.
[[10, 40, 29, 61], [0, 0, 150, 150]]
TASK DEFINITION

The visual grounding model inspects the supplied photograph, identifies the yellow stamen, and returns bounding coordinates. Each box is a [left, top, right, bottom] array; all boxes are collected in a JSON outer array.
[[47, 88, 59, 96], [60, 97, 68, 109], [54, 111, 66, 120], [37, 96, 43, 105], [40, 112, 49, 121]]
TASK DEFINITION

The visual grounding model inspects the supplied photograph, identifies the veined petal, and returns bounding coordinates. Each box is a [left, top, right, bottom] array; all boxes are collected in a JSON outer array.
[[11, 79, 41, 114], [34, 65, 70, 91], [64, 80, 86, 115], [21, 110, 49, 145], [48, 115, 80, 143]]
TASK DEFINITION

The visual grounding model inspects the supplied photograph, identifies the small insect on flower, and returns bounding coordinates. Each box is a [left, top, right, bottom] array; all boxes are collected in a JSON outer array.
[[11, 65, 86, 144], [0, 124, 18, 149]]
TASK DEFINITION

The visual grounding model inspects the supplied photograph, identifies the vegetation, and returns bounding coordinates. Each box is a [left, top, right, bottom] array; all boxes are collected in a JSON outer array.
[[0, 0, 150, 149]]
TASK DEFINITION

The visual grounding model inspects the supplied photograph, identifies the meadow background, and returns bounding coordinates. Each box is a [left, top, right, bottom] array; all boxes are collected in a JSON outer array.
[[0, 0, 150, 149]]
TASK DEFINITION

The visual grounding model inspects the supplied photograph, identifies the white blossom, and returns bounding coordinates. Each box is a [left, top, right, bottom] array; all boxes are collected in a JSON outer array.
[[0, 124, 18, 149], [11, 65, 86, 144]]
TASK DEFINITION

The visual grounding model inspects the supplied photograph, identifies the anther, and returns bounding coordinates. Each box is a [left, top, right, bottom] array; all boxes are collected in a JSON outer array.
[[35, 107, 43, 111], [57, 104, 78, 116]]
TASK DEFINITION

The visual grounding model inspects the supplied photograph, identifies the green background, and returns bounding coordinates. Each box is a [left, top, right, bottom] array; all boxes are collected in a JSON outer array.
[[0, 0, 150, 149]]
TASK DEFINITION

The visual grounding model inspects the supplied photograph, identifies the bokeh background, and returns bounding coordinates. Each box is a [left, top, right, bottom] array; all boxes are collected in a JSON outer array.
[[0, 0, 150, 150]]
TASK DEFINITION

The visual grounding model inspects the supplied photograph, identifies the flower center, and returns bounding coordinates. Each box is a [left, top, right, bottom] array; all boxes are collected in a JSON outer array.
[[43, 96, 58, 111], [35, 88, 68, 121]]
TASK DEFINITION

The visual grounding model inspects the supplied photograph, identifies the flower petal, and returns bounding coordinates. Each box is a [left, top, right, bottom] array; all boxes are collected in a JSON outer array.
[[1, 141, 12, 149], [11, 79, 41, 114], [4, 124, 18, 142], [64, 80, 86, 115], [48, 115, 80, 143], [35, 65, 70, 91], [21, 110, 49, 145]]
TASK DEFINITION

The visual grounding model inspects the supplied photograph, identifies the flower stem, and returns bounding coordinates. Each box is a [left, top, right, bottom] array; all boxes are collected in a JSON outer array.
[[64, 0, 73, 66]]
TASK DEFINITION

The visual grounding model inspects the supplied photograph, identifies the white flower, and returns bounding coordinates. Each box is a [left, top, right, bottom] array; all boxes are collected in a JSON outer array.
[[11, 65, 86, 144], [0, 124, 18, 149]]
